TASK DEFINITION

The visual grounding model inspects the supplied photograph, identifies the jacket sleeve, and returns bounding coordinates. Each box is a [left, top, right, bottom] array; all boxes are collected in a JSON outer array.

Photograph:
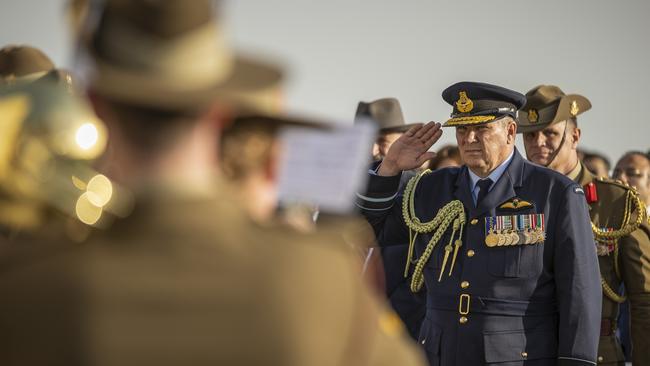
[[618, 224, 650, 366], [554, 183, 602, 366], [356, 171, 410, 247]]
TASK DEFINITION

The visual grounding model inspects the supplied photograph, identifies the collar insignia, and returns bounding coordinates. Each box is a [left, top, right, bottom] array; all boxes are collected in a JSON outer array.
[[456, 91, 474, 113]]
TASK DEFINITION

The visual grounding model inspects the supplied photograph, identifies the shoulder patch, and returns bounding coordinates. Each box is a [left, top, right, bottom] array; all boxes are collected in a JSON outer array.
[[574, 187, 584, 195]]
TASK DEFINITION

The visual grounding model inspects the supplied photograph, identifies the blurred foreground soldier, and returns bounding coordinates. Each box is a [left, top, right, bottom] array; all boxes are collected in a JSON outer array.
[[583, 151, 611, 179], [220, 114, 387, 295], [354, 97, 426, 339], [356, 81, 601, 365], [221, 114, 316, 226], [0, 1, 425, 365], [519, 85, 649, 365]]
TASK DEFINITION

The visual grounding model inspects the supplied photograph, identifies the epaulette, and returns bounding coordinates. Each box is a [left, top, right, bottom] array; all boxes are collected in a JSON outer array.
[[594, 176, 637, 192]]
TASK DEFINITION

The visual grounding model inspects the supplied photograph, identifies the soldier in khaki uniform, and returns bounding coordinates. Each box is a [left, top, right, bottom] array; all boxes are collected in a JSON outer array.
[[0, 1, 425, 365], [519, 85, 650, 365]]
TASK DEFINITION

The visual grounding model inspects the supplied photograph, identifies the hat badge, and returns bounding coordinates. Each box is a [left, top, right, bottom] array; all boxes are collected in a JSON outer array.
[[570, 100, 579, 116], [528, 109, 538, 123], [456, 91, 474, 113]]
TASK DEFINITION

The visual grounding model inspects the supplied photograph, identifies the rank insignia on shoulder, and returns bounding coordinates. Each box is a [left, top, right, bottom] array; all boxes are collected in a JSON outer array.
[[574, 187, 585, 195], [499, 198, 533, 210], [484, 214, 545, 247]]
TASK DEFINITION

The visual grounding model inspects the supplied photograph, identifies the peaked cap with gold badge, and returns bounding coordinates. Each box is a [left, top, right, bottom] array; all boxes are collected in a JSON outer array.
[[517, 85, 591, 133], [354, 98, 419, 133], [441, 81, 526, 127], [81, 0, 283, 112]]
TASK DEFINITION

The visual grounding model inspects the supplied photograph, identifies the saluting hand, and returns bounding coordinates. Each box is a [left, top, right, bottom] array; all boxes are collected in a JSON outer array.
[[377, 122, 442, 176]]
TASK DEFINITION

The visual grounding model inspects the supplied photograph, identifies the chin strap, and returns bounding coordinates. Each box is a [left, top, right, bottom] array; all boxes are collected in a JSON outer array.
[[540, 122, 568, 168]]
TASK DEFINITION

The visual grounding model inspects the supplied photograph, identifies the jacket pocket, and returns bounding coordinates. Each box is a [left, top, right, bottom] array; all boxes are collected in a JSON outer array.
[[487, 244, 543, 278], [417, 321, 442, 366], [483, 327, 557, 364]]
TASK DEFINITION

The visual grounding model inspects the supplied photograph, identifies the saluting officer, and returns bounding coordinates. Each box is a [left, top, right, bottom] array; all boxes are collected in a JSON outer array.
[[519, 85, 650, 366], [356, 81, 601, 365]]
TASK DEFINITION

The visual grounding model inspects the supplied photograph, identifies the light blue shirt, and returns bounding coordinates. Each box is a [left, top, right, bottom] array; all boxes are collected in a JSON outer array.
[[467, 150, 515, 205]]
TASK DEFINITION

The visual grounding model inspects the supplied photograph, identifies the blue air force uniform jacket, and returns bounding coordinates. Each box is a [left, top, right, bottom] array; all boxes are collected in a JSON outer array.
[[357, 150, 601, 366]]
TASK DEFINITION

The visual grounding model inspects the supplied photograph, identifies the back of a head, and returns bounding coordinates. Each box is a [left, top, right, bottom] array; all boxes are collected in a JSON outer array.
[[80, 0, 284, 154]]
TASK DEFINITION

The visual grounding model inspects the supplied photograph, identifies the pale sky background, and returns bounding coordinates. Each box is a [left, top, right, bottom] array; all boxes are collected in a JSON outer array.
[[1, 0, 648, 165]]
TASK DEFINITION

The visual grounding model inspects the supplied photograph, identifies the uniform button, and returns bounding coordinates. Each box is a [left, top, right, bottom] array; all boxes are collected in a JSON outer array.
[[421, 339, 426, 345], [597, 356, 603, 362], [459, 316, 468, 324], [467, 249, 475, 257], [460, 281, 470, 289], [470, 218, 478, 225], [521, 352, 528, 359]]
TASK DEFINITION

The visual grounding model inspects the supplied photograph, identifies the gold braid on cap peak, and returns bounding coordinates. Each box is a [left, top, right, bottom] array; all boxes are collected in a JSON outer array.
[[445, 115, 496, 126], [593, 189, 647, 303], [402, 169, 466, 292]]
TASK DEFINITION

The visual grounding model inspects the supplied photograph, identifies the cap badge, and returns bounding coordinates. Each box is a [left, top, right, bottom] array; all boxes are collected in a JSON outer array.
[[528, 109, 538, 123], [570, 100, 579, 116], [456, 91, 474, 113]]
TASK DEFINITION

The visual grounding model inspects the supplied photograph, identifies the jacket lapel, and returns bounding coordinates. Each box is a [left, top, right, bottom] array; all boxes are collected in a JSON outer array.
[[453, 166, 475, 216]]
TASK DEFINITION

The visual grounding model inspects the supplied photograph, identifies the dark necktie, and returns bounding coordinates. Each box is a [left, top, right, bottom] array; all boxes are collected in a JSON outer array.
[[476, 178, 493, 206]]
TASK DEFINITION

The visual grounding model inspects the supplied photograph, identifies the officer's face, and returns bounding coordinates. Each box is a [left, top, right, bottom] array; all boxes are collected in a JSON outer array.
[[456, 118, 516, 176], [614, 154, 650, 204], [523, 121, 579, 169]]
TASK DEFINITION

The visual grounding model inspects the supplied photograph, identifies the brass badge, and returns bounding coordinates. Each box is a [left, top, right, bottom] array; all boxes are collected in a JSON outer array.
[[570, 100, 579, 116], [456, 91, 474, 113], [528, 109, 538, 123]]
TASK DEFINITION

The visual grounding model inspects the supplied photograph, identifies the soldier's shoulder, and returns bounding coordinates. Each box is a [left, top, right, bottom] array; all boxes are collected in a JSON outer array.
[[589, 177, 640, 214]]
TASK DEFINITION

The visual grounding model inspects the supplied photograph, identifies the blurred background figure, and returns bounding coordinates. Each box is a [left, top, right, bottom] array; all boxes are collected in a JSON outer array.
[[355, 98, 419, 162], [423, 144, 461, 171], [354, 97, 426, 340], [583, 150, 611, 178], [614, 151, 650, 215]]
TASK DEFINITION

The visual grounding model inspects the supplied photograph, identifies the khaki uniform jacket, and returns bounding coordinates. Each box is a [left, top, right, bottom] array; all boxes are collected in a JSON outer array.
[[0, 183, 425, 366], [575, 164, 650, 365]]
